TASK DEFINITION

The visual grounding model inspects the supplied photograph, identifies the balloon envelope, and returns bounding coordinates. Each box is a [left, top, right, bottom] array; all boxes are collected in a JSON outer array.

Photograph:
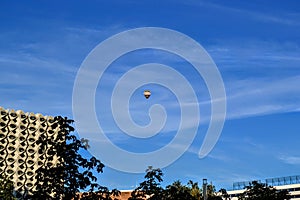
[[143, 90, 151, 99]]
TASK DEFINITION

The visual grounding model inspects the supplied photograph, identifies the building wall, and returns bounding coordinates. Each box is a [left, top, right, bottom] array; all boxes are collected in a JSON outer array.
[[117, 190, 134, 200], [0, 107, 61, 197], [227, 183, 300, 200], [77, 190, 147, 200], [116, 190, 149, 200]]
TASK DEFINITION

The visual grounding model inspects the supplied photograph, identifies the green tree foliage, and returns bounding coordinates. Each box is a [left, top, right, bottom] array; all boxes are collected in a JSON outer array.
[[129, 167, 223, 200], [219, 188, 230, 200], [163, 180, 197, 200], [129, 166, 164, 200], [206, 183, 223, 200], [238, 181, 291, 200], [0, 175, 17, 200], [188, 180, 201, 200], [30, 116, 119, 200]]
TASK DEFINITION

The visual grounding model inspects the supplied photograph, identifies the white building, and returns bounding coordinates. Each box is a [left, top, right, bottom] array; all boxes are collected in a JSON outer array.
[[227, 175, 300, 200], [0, 107, 62, 198]]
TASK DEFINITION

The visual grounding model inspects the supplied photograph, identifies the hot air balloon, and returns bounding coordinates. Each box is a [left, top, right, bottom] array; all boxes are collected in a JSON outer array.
[[144, 90, 151, 99]]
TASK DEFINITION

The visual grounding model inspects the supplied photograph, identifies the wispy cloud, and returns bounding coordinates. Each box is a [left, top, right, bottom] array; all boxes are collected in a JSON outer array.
[[226, 75, 300, 119], [206, 39, 300, 120], [184, 1, 300, 26], [278, 155, 300, 165], [0, 24, 129, 116]]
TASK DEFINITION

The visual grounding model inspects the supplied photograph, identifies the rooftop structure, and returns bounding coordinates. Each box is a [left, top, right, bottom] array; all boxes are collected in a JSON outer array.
[[228, 175, 300, 200]]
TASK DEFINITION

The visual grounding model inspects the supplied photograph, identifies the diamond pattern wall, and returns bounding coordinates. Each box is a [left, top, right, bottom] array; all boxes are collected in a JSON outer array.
[[0, 106, 62, 197]]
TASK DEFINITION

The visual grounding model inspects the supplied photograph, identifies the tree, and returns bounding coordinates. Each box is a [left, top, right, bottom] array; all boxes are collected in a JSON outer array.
[[130, 167, 225, 200], [218, 188, 230, 200], [0, 175, 17, 200], [163, 180, 197, 200], [206, 183, 222, 200], [188, 180, 201, 200], [30, 116, 119, 200], [238, 181, 290, 200], [129, 166, 164, 200]]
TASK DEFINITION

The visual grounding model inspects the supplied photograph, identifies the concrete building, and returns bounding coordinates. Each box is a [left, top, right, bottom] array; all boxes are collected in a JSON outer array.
[[77, 190, 148, 200], [227, 175, 300, 200], [0, 107, 62, 198]]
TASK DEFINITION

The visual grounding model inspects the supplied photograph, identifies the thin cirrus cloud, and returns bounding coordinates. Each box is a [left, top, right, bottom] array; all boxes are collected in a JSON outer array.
[[1, 24, 299, 115], [207, 39, 300, 120], [1, 24, 299, 127], [226, 75, 300, 119], [184, 0, 300, 26], [69, 28, 300, 144], [278, 155, 300, 165]]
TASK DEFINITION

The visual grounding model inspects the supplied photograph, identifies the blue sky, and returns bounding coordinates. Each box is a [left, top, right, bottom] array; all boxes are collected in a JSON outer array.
[[1, 0, 300, 190]]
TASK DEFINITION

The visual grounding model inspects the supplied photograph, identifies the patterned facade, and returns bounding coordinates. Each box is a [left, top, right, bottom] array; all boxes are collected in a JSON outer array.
[[0, 106, 61, 197]]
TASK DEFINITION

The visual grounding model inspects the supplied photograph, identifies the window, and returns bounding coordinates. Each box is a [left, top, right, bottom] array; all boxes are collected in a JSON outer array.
[[9, 124, 16, 128], [27, 160, 35, 165], [29, 127, 36, 131], [1, 111, 7, 115], [30, 116, 36, 120], [27, 171, 34, 176], [8, 146, 16, 151], [10, 113, 17, 117], [1, 116, 8, 121], [28, 149, 35, 154], [8, 135, 16, 140]]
